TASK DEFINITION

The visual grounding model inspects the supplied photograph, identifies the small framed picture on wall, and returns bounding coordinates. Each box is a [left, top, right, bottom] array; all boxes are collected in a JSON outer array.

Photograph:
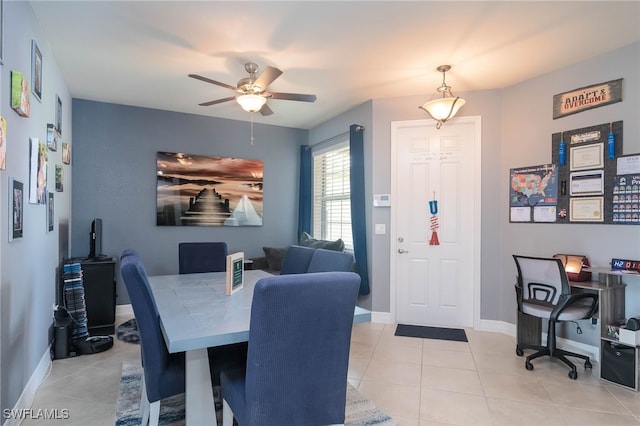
[[56, 95, 62, 135], [9, 177, 24, 241], [31, 40, 42, 102]]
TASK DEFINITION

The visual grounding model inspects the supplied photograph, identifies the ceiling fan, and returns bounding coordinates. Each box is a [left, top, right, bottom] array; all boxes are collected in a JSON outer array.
[[188, 62, 317, 116]]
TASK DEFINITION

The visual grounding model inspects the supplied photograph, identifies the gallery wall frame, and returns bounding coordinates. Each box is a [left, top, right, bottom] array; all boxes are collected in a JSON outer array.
[[9, 177, 24, 241], [31, 40, 42, 102], [56, 95, 62, 134], [47, 192, 54, 232], [156, 151, 264, 227], [0, 0, 4, 65]]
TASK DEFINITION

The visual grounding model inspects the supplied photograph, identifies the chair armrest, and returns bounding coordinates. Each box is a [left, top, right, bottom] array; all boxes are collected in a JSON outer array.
[[550, 293, 598, 322]]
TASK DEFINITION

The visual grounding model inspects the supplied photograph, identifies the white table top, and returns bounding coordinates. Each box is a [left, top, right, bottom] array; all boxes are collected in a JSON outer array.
[[148, 270, 371, 353]]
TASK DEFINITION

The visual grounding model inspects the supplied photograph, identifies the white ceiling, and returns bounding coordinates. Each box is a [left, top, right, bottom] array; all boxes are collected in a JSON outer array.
[[29, 1, 640, 129]]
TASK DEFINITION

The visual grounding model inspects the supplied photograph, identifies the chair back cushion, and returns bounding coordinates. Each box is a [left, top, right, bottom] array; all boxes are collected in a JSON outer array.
[[307, 249, 354, 273], [178, 242, 228, 274], [513, 255, 570, 305], [279, 245, 315, 275], [120, 253, 184, 402], [245, 272, 360, 425]]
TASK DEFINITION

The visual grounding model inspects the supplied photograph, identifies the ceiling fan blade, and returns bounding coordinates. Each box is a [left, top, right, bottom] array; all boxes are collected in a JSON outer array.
[[198, 96, 236, 107], [269, 92, 317, 103], [259, 103, 274, 116], [188, 74, 237, 91], [254, 66, 283, 90]]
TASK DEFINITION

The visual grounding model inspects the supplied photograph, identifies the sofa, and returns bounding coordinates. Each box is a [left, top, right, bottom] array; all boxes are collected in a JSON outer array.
[[252, 233, 349, 274]]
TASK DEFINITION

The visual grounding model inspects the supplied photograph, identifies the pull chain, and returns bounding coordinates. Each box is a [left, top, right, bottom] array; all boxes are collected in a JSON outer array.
[[250, 113, 255, 146]]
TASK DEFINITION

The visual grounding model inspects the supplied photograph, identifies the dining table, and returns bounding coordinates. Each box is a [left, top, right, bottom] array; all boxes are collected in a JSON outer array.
[[148, 269, 372, 426]]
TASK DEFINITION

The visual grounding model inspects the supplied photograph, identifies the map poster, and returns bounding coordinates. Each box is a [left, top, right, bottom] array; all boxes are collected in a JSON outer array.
[[510, 164, 558, 208]]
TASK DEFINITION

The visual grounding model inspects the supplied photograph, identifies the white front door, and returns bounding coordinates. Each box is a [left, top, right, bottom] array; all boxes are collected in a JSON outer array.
[[391, 117, 481, 327]]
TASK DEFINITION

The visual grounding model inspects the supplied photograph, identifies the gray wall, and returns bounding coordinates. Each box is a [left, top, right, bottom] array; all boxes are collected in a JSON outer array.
[[309, 43, 640, 332], [0, 2, 73, 414], [72, 100, 307, 305], [499, 42, 640, 345]]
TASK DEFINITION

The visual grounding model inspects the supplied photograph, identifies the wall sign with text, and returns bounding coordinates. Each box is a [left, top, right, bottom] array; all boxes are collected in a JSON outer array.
[[553, 79, 623, 119]]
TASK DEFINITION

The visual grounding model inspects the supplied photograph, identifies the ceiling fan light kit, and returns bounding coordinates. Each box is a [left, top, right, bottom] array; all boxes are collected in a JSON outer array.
[[237, 94, 267, 112], [419, 65, 466, 129], [189, 61, 316, 116]]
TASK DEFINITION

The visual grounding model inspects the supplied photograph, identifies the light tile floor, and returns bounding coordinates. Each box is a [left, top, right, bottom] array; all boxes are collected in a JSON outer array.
[[23, 315, 640, 425]]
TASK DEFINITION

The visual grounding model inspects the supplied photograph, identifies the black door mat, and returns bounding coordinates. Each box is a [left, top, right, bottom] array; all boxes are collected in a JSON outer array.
[[395, 324, 468, 342]]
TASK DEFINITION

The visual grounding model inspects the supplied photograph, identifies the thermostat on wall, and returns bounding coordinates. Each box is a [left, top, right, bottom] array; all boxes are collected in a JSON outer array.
[[374, 194, 391, 207]]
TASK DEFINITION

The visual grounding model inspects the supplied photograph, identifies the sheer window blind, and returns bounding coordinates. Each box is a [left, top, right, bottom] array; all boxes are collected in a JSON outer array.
[[312, 144, 353, 250]]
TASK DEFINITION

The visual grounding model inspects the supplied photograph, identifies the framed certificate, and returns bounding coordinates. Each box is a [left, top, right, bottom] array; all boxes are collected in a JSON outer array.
[[569, 170, 604, 196], [225, 252, 244, 295], [569, 197, 604, 222], [570, 143, 603, 171]]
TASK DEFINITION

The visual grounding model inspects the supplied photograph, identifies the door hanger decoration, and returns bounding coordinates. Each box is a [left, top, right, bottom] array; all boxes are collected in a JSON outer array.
[[428, 193, 440, 245]]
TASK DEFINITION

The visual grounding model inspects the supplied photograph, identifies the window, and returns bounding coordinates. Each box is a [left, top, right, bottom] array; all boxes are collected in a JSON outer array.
[[312, 143, 353, 250]]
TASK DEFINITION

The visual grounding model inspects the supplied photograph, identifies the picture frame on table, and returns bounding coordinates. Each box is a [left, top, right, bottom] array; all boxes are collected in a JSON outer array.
[[31, 40, 42, 101]]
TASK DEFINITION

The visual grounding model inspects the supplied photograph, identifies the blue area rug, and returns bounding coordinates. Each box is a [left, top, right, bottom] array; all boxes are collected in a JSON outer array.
[[115, 362, 397, 425], [395, 324, 468, 342]]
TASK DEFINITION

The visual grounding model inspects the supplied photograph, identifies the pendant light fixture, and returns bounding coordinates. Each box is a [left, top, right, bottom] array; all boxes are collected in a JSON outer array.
[[419, 65, 466, 129]]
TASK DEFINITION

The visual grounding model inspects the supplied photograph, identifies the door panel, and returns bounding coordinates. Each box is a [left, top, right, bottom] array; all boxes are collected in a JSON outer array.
[[392, 119, 480, 327]]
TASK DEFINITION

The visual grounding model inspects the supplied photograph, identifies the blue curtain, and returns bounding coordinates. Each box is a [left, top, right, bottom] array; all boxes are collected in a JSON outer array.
[[350, 124, 370, 295], [297, 145, 312, 240]]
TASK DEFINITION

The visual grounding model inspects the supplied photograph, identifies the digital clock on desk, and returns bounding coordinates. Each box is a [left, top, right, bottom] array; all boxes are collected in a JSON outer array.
[[611, 258, 640, 273]]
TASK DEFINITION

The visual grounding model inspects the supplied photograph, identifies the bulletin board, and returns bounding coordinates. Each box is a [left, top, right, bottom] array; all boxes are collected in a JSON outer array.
[[510, 120, 638, 225], [552, 121, 624, 224]]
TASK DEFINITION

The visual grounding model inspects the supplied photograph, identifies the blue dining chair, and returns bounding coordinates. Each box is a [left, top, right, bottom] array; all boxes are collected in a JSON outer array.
[[178, 241, 228, 274], [306, 248, 354, 273], [120, 254, 185, 426], [279, 244, 315, 274], [219, 271, 360, 426], [121, 249, 247, 425]]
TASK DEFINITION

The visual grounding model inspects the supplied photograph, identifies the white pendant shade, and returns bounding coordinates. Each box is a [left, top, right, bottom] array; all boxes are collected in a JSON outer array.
[[420, 96, 466, 121], [419, 65, 466, 129], [237, 94, 266, 112]]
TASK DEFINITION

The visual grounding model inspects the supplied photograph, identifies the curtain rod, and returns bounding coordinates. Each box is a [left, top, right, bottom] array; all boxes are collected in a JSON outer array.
[[309, 130, 350, 150]]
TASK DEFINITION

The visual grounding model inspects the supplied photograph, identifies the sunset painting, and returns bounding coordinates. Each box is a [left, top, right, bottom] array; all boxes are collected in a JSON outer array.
[[156, 151, 263, 227]]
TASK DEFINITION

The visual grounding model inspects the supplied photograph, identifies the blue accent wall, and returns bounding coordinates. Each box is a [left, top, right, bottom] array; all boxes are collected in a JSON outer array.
[[72, 100, 307, 304]]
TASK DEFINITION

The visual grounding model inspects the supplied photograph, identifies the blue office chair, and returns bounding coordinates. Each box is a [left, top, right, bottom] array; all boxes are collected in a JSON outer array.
[[513, 255, 598, 380], [121, 254, 185, 426], [178, 241, 228, 274], [279, 244, 316, 274], [220, 272, 360, 426], [307, 248, 354, 273]]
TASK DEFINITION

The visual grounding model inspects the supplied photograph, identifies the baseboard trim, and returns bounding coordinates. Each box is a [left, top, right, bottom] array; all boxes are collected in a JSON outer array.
[[115, 304, 134, 316], [375, 317, 600, 362], [3, 348, 52, 426]]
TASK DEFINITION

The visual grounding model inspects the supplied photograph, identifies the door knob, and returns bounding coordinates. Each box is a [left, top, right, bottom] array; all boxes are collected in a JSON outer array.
[[398, 248, 409, 254]]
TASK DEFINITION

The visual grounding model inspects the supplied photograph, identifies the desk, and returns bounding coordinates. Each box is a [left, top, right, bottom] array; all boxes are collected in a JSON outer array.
[[148, 270, 371, 425], [516, 269, 640, 390]]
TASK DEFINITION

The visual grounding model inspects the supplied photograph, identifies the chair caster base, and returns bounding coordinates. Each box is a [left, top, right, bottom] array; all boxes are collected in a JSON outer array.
[[525, 361, 534, 371], [568, 370, 578, 380], [516, 346, 524, 356], [584, 359, 592, 369]]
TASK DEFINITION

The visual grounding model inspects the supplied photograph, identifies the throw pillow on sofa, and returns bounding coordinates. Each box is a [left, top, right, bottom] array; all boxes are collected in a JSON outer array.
[[299, 232, 345, 251], [262, 246, 288, 271]]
